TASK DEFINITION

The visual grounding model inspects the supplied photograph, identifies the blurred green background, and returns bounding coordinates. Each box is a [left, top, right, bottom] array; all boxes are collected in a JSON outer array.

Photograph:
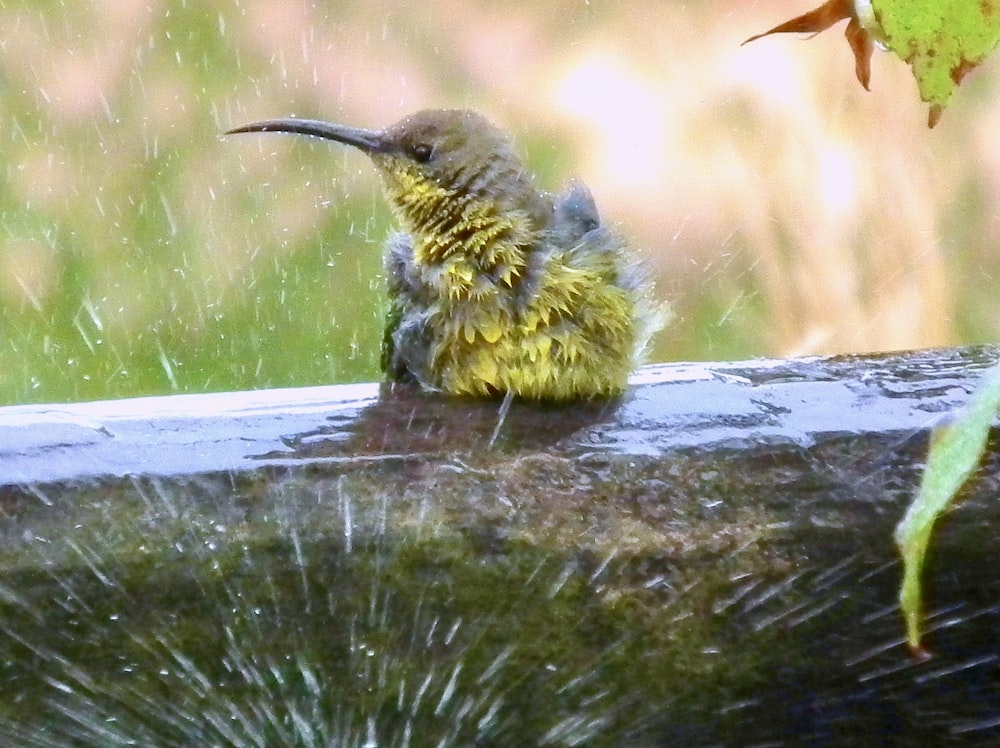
[[2, 0, 999, 406]]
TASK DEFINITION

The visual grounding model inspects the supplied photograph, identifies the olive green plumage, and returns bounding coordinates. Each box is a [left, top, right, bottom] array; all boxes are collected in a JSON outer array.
[[226, 109, 664, 400]]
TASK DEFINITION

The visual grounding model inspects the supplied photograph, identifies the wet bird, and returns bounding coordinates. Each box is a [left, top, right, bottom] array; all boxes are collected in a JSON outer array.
[[225, 109, 664, 400]]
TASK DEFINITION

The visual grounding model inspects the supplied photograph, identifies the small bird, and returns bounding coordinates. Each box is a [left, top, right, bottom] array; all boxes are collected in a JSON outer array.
[[226, 109, 663, 401]]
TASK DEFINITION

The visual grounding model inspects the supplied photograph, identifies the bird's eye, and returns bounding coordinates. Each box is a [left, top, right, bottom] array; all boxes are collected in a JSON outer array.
[[410, 143, 433, 163]]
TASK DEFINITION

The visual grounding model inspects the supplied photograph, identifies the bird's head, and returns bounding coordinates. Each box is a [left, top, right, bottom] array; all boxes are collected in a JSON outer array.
[[226, 109, 548, 248]]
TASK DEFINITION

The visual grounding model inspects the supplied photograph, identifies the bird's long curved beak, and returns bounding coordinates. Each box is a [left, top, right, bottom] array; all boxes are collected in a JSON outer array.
[[224, 118, 389, 153]]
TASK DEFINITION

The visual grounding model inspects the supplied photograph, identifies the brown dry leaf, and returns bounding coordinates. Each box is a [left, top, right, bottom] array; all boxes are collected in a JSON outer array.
[[743, 0, 874, 90]]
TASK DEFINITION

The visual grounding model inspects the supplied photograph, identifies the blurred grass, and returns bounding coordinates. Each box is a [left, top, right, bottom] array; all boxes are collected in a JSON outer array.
[[1, 0, 998, 405]]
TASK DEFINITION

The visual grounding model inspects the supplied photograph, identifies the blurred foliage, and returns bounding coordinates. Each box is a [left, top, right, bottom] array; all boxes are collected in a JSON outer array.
[[1, 0, 999, 405]]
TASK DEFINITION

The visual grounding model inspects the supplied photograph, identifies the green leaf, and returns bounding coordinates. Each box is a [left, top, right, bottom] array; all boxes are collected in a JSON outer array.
[[745, 1, 1000, 126], [894, 361, 1000, 653], [872, 0, 1000, 125]]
